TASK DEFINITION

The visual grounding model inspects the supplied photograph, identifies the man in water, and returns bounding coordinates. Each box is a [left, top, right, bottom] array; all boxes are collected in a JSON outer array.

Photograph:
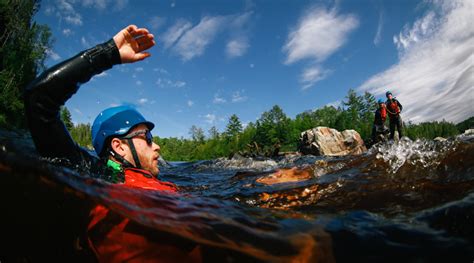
[[24, 25, 204, 261], [371, 99, 388, 143], [385, 91, 404, 140], [25, 24, 176, 191]]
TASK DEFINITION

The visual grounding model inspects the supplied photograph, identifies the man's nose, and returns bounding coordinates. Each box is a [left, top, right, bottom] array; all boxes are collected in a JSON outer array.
[[153, 142, 160, 152]]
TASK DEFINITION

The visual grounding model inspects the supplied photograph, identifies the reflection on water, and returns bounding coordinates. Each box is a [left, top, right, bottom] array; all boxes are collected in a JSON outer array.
[[0, 129, 473, 262]]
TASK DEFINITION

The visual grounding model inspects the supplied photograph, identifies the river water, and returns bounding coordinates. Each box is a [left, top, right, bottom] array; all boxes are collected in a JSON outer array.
[[0, 129, 473, 262]]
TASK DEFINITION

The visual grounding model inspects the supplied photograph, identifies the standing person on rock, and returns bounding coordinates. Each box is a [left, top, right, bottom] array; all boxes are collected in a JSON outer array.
[[385, 91, 404, 140], [371, 99, 388, 143]]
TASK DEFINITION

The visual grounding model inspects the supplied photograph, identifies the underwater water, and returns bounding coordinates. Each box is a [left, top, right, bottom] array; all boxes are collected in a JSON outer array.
[[0, 129, 473, 262]]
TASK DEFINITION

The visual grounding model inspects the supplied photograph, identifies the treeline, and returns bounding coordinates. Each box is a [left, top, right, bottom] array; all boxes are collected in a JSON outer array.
[[0, 0, 51, 128], [153, 90, 472, 161], [61, 90, 472, 161]]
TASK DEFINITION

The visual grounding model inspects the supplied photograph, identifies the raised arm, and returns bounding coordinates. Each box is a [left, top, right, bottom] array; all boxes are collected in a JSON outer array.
[[24, 25, 155, 164]]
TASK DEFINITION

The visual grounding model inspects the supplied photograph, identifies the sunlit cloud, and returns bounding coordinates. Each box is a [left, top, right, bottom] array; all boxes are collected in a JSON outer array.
[[205, 113, 216, 124], [358, 0, 474, 123], [148, 16, 166, 30], [231, 91, 248, 103], [283, 7, 358, 64], [163, 11, 253, 61], [213, 94, 227, 104], [374, 10, 384, 46], [161, 19, 193, 49], [45, 49, 61, 61], [300, 66, 330, 90], [283, 6, 358, 90]]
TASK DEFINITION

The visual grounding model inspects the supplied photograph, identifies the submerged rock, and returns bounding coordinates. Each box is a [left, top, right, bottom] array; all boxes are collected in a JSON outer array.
[[298, 127, 367, 156]]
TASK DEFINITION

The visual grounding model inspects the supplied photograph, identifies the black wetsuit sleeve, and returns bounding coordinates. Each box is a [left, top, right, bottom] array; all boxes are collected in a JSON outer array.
[[24, 39, 121, 165]]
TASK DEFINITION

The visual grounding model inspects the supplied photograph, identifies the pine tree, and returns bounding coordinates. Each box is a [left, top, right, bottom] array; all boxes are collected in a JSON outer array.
[[60, 106, 73, 132], [225, 114, 243, 138], [0, 0, 52, 128]]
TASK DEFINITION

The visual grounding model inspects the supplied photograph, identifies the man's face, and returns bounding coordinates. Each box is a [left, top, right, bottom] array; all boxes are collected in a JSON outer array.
[[387, 94, 393, 100], [124, 124, 161, 176]]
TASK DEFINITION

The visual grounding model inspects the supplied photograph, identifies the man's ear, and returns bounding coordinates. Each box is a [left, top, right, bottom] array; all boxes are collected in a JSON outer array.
[[110, 137, 127, 156]]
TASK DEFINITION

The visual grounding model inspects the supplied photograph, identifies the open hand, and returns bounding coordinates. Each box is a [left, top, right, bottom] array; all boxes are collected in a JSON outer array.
[[113, 25, 155, 63]]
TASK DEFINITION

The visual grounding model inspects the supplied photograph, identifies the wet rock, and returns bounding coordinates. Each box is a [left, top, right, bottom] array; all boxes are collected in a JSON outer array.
[[434, 137, 447, 142], [256, 167, 313, 185], [298, 127, 367, 156]]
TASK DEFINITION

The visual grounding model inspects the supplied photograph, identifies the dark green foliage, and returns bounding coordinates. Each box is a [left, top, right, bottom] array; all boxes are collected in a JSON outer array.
[[70, 123, 92, 149], [60, 106, 73, 132], [225, 114, 243, 139], [456, 116, 474, 133], [0, 0, 52, 128], [405, 120, 461, 140]]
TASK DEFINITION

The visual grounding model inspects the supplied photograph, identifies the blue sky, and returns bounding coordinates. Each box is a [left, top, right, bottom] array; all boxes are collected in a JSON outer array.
[[34, 0, 473, 138]]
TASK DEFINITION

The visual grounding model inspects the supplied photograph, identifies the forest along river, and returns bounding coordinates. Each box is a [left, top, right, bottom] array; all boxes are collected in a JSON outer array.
[[0, 129, 473, 262]]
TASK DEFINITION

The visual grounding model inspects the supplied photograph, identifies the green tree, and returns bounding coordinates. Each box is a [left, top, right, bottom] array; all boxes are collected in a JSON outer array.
[[208, 126, 220, 139], [254, 105, 292, 150], [225, 114, 243, 139], [0, 0, 52, 128], [60, 106, 73, 132], [189, 125, 205, 142]]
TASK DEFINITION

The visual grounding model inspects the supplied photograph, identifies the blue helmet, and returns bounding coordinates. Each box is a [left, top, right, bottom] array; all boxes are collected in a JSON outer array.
[[378, 98, 384, 104], [91, 105, 154, 156], [386, 91, 392, 97]]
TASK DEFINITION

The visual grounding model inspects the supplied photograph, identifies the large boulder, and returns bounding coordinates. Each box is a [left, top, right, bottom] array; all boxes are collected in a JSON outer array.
[[298, 127, 367, 156]]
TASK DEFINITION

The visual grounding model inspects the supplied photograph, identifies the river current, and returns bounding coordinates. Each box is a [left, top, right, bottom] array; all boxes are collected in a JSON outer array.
[[0, 129, 473, 262]]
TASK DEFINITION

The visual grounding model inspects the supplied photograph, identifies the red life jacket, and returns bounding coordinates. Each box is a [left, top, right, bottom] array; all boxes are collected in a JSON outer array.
[[86, 170, 201, 262], [380, 107, 387, 121], [387, 99, 400, 116], [122, 167, 178, 192]]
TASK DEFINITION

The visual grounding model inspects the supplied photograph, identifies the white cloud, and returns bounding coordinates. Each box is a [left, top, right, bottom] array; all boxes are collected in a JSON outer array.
[[155, 78, 186, 89], [148, 16, 166, 30], [187, 100, 194, 107], [62, 28, 72, 36], [300, 66, 330, 90], [73, 108, 83, 115], [250, 63, 255, 68], [374, 10, 384, 46], [226, 38, 249, 58], [56, 0, 83, 25], [205, 114, 216, 124], [325, 100, 342, 109], [283, 7, 358, 64], [358, 0, 474, 123], [95, 72, 108, 78], [136, 80, 142, 86], [138, 98, 148, 105], [45, 49, 61, 61], [174, 16, 226, 61], [82, 0, 107, 9], [213, 94, 226, 104], [231, 91, 248, 103], [135, 67, 144, 72], [81, 37, 90, 47], [393, 11, 437, 52], [82, 0, 128, 11], [163, 11, 253, 61], [174, 81, 186, 88], [153, 68, 169, 74], [161, 19, 193, 49]]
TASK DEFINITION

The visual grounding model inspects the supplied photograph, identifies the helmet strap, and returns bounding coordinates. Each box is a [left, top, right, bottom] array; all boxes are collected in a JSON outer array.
[[108, 149, 135, 168], [126, 138, 142, 169]]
